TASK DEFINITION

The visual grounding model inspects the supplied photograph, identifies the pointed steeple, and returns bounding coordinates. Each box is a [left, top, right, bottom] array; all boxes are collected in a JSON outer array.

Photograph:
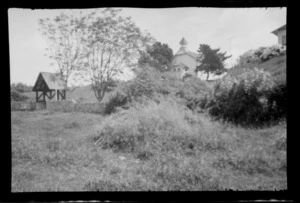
[[179, 37, 188, 47]]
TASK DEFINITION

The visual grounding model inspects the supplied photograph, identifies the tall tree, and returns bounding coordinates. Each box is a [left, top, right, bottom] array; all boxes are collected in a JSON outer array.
[[79, 8, 154, 102], [196, 44, 231, 81], [138, 41, 173, 72], [38, 12, 86, 86]]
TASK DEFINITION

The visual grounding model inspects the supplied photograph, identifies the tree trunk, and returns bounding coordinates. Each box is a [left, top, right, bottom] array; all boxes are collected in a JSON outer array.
[[92, 85, 107, 103], [206, 71, 210, 81]]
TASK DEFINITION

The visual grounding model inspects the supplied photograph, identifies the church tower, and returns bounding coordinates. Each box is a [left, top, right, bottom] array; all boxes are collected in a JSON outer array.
[[179, 37, 188, 48], [176, 37, 189, 55], [170, 37, 199, 79]]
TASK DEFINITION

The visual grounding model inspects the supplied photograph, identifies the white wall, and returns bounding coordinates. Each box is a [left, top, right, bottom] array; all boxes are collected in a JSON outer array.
[[277, 29, 286, 45], [171, 54, 198, 77]]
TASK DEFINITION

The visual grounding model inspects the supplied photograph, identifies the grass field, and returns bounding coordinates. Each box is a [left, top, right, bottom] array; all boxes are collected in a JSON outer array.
[[11, 110, 287, 191]]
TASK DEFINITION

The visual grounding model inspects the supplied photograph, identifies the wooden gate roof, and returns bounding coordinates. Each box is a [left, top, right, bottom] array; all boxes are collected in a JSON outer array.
[[32, 72, 67, 91]]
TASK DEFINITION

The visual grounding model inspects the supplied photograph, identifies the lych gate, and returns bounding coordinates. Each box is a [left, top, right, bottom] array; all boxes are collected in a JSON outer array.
[[32, 72, 67, 103]]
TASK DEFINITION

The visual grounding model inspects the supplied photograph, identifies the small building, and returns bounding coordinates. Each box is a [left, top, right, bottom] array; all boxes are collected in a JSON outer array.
[[271, 24, 286, 46], [32, 72, 67, 104], [170, 37, 200, 79]]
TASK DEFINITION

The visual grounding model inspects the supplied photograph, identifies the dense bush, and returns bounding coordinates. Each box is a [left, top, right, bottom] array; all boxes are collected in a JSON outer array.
[[203, 68, 286, 127], [11, 83, 33, 93], [94, 95, 231, 156], [266, 83, 287, 121], [11, 89, 29, 102], [96, 96, 196, 153], [104, 92, 129, 115], [124, 67, 163, 100], [123, 67, 211, 110], [176, 76, 212, 111]]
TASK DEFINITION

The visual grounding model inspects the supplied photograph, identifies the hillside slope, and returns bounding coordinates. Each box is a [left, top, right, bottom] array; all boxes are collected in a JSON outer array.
[[228, 53, 286, 84]]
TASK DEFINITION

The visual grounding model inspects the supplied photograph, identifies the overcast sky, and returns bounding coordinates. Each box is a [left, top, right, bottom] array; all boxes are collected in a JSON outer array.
[[8, 7, 286, 85]]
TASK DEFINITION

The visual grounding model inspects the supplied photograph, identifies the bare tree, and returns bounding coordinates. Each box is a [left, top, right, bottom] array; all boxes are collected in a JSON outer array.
[[79, 8, 154, 102], [38, 11, 86, 86]]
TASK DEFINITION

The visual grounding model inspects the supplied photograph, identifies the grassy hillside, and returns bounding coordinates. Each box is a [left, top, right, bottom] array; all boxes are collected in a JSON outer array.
[[228, 53, 286, 84], [11, 110, 286, 191], [258, 54, 286, 77]]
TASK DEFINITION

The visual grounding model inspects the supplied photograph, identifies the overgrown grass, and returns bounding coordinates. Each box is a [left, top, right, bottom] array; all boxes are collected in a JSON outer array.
[[11, 108, 286, 191], [91, 96, 286, 191]]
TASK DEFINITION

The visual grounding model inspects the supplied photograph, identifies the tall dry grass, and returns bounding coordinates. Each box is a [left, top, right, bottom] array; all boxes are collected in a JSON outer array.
[[89, 95, 286, 190]]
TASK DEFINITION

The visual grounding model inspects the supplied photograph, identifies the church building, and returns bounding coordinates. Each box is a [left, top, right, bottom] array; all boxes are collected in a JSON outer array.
[[170, 37, 200, 79]]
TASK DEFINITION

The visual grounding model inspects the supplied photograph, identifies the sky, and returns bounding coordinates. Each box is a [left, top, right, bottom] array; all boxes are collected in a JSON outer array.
[[8, 7, 286, 86]]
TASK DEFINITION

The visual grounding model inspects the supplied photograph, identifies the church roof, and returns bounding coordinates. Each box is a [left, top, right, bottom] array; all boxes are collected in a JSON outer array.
[[175, 37, 199, 59], [175, 47, 199, 59], [186, 51, 199, 58]]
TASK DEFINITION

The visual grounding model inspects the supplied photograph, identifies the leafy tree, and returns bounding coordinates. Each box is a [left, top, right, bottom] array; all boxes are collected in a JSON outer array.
[[11, 82, 33, 93], [38, 11, 86, 86], [78, 8, 154, 102], [196, 44, 231, 81], [138, 41, 173, 72]]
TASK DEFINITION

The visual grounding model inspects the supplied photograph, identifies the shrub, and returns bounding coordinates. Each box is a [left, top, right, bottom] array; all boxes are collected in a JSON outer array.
[[266, 83, 287, 121], [124, 67, 163, 100], [123, 67, 211, 111], [94, 95, 230, 157], [176, 76, 212, 111], [104, 92, 129, 115], [204, 68, 285, 127], [96, 96, 200, 153], [11, 89, 29, 102]]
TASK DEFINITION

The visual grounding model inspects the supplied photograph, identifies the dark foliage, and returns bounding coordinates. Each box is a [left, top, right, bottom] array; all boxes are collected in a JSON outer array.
[[266, 83, 287, 121], [104, 92, 129, 115], [138, 41, 173, 72], [196, 44, 231, 80], [202, 69, 286, 128], [123, 67, 211, 111]]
